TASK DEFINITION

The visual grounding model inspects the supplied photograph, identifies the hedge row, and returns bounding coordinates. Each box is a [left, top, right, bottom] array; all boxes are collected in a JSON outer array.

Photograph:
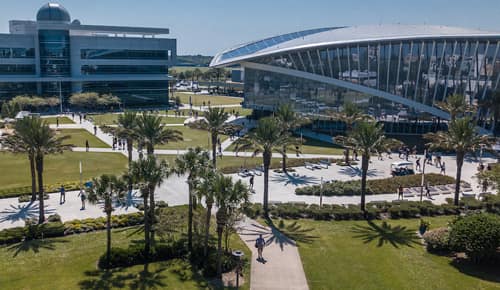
[[243, 194, 500, 221], [295, 173, 455, 196], [0, 181, 80, 199], [0, 212, 144, 245]]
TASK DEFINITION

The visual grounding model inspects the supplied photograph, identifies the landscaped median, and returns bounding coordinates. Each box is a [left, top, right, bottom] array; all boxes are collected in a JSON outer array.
[[243, 194, 500, 221], [295, 173, 455, 196]]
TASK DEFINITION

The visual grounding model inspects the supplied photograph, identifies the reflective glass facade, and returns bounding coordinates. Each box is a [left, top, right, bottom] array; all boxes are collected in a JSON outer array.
[[81, 49, 171, 60], [0, 64, 36, 74], [0, 48, 35, 58], [38, 29, 71, 77], [81, 65, 168, 75], [245, 38, 500, 120]]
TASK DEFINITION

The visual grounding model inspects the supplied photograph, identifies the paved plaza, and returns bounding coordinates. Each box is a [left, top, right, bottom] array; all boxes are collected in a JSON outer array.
[[0, 113, 496, 230]]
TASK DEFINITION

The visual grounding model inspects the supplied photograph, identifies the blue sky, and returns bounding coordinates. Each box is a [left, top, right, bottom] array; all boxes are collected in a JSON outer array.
[[1, 0, 499, 55]]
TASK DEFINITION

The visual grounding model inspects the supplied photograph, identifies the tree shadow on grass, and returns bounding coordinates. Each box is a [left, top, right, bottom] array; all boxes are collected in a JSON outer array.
[[79, 266, 168, 290], [351, 220, 421, 248], [7, 238, 69, 257], [262, 218, 318, 250], [450, 257, 500, 283]]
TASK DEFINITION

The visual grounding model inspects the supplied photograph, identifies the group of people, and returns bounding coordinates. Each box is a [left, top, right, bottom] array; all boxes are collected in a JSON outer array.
[[59, 185, 87, 210], [112, 136, 128, 151], [398, 145, 417, 161]]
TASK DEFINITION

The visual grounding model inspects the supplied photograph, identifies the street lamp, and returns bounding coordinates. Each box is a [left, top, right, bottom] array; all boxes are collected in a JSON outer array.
[[232, 250, 244, 289]]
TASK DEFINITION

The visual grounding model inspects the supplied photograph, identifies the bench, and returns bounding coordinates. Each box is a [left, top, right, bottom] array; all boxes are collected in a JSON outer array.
[[319, 159, 331, 168], [462, 192, 476, 198]]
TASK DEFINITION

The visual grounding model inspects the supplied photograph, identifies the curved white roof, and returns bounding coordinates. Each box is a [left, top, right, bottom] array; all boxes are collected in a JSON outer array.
[[211, 24, 500, 67]]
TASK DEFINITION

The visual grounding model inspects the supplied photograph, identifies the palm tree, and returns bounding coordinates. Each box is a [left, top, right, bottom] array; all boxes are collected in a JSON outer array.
[[212, 173, 249, 277], [478, 90, 500, 135], [331, 101, 371, 164], [101, 111, 138, 166], [436, 94, 473, 121], [235, 117, 292, 215], [26, 117, 72, 223], [195, 168, 217, 257], [127, 156, 169, 258], [86, 174, 127, 268], [1, 118, 38, 201], [336, 121, 395, 212], [188, 107, 235, 168], [135, 113, 183, 155], [424, 117, 491, 206], [275, 104, 307, 172], [175, 147, 210, 252]]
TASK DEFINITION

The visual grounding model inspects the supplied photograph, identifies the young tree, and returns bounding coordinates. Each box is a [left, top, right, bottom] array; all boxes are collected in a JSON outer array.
[[331, 101, 371, 164], [135, 113, 183, 155], [212, 174, 249, 277], [275, 104, 307, 172], [425, 117, 491, 206], [175, 147, 210, 252], [436, 94, 473, 121], [86, 174, 127, 268], [195, 168, 217, 257], [188, 107, 240, 168], [235, 117, 292, 215], [101, 111, 138, 167]]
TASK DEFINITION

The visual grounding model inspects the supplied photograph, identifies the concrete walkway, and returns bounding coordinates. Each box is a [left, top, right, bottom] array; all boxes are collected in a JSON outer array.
[[237, 217, 309, 290]]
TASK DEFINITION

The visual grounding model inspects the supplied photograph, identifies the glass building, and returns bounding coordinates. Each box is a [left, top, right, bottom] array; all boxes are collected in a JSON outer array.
[[211, 25, 500, 132], [0, 3, 176, 108]]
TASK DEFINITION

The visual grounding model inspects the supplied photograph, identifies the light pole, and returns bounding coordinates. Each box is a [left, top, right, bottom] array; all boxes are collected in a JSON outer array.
[[320, 177, 324, 207], [420, 150, 427, 202], [232, 250, 244, 289], [59, 80, 63, 114]]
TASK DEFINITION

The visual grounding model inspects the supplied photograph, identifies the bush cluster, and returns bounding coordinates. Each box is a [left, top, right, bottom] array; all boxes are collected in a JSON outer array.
[[18, 193, 49, 203], [295, 173, 455, 196], [243, 196, 500, 221], [0, 219, 65, 245], [0, 212, 144, 245], [449, 213, 500, 263], [0, 181, 80, 199], [98, 239, 187, 269], [423, 227, 451, 252], [64, 212, 144, 234]]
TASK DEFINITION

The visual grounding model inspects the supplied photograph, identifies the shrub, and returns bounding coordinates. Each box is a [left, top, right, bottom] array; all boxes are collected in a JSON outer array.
[[64, 212, 143, 234], [295, 173, 454, 196], [423, 227, 451, 252], [449, 213, 500, 263], [241, 202, 263, 219], [0, 181, 80, 199], [18, 193, 49, 203], [0, 227, 25, 244], [47, 214, 62, 223], [98, 239, 186, 269]]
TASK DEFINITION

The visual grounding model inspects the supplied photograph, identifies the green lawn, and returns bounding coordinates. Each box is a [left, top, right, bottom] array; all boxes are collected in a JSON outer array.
[[42, 116, 74, 125], [90, 113, 186, 126], [155, 126, 228, 150], [226, 136, 343, 156], [173, 92, 243, 106], [275, 217, 500, 290], [57, 129, 110, 148], [158, 155, 276, 168], [0, 206, 251, 289], [0, 151, 127, 191]]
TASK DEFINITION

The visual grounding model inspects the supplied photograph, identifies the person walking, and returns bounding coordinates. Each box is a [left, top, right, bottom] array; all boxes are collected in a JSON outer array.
[[415, 158, 421, 171], [249, 175, 254, 190], [255, 234, 266, 261], [79, 114, 82, 124], [425, 183, 431, 199], [93, 125, 97, 135], [59, 184, 66, 204], [85, 140, 89, 152], [440, 162, 446, 175], [78, 189, 86, 210], [398, 185, 404, 200], [56, 117, 59, 128]]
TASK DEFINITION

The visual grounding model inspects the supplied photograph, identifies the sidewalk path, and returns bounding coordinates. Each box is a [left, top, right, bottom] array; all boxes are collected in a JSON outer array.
[[237, 218, 309, 290]]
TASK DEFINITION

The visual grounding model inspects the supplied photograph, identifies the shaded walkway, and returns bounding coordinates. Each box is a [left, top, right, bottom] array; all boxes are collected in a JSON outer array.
[[237, 217, 309, 290]]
